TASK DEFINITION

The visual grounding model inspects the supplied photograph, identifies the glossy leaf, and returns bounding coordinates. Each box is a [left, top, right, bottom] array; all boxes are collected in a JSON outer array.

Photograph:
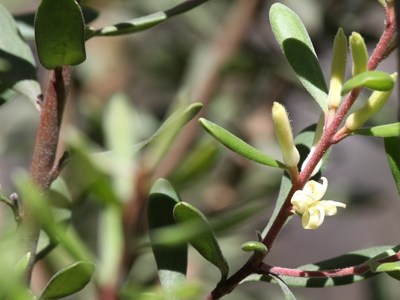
[[353, 123, 400, 137], [173, 202, 229, 281], [341, 71, 395, 95], [148, 179, 187, 298], [89, 0, 210, 38], [35, 0, 86, 69], [39, 261, 95, 300], [199, 118, 285, 169], [269, 3, 328, 111], [0, 3, 41, 104], [384, 137, 400, 195]]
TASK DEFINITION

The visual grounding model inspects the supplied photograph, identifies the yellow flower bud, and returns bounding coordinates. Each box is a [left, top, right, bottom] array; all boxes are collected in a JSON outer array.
[[345, 73, 397, 131], [349, 32, 368, 76], [328, 28, 347, 110], [272, 102, 299, 168]]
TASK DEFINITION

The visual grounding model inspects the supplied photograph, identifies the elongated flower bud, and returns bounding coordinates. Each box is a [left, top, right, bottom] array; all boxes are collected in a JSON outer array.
[[350, 32, 368, 76], [345, 73, 397, 131], [328, 28, 347, 110], [272, 102, 299, 168]]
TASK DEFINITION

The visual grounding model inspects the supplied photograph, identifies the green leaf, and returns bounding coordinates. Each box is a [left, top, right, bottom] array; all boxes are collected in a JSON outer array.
[[384, 137, 400, 195], [90, 0, 210, 38], [98, 206, 124, 287], [35, 0, 86, 69], [170, 138, 220, 186], [371, 261, 400, 280], [145, 103, 203, 168], [341, 71, 395, 95], [15, 173, 94, 262], [148, 179, 187, 298], [103, 93, 137, 200], [199, 118, 285, 169], [67, 129, 122, 206], [269, 3, 328, 111], [353, 123, 400, 137], [173, 202, 229, 281], [0, 3, 41, 104], [95, 102, 202, 160], [14, 252, 31, 278], [39, 261, 95, 300], [241, 241, 268, 254], [268, 274, 297, 300], [150, 202, 264, 247]]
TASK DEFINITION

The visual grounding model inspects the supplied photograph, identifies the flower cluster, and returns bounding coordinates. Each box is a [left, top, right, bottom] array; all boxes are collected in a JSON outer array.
[[291, 177, 346, 229]]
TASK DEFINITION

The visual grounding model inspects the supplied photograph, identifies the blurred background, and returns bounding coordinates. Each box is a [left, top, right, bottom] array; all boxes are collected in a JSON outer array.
[[2, 0, 400, 299]]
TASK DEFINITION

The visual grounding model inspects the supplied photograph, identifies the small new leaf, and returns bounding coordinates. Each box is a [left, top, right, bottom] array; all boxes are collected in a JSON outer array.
[[241, 241, 268, 254], [341, 70, 395, 95]]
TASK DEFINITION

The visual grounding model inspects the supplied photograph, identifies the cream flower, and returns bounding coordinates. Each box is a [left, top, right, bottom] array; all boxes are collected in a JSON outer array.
[[291, 177, 346, 229]]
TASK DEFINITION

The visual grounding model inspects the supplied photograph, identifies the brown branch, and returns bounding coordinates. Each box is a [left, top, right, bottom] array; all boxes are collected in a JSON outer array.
[[20, 66, 72, 283]]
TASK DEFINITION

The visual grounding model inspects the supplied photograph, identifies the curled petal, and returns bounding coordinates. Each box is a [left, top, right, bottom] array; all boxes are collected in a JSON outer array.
[[291, 191, 315, 214], [319, 200, 346, 216], [303, 177, 328, 200], [302, 206, 325, 229]]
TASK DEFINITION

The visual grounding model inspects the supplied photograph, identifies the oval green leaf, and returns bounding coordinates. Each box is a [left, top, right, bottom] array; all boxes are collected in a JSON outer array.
[[148, 179, 187, 296], [199, 118, 285, 169], [35, 0, 86, 69], [353, 122, 400, 137], [341, 71, 395, 95], [39, 261, 95, 300], [269, 3, 328, 111], [173, 202, 229, 281]]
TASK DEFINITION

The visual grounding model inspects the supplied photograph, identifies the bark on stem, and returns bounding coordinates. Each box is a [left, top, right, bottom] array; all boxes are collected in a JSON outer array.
[[21, 66, 72, 283]]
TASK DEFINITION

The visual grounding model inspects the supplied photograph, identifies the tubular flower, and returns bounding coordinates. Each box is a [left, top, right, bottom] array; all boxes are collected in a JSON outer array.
[[291, 177, 346, 229]]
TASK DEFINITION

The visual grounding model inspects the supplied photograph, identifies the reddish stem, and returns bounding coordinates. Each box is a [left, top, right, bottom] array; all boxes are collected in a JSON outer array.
[[261, 251, 400, 278], [21, 66, 72, 283]]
